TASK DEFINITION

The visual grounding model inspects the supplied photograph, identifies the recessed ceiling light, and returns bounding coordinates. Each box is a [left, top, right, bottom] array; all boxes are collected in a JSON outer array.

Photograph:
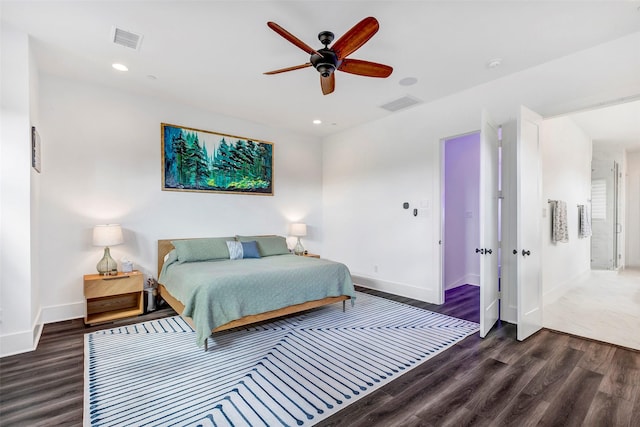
[[312, 119, 322, 125], [399, 77, 418, 86], [486, 58, 502, 69], [112, 63, 128, 72]]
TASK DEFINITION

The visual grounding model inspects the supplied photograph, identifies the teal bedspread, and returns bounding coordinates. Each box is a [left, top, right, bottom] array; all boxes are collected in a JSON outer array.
[[159, 253, 355, 346]]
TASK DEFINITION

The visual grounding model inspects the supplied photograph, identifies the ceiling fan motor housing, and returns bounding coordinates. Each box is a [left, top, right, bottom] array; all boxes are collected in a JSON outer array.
[[311, 48, 341, 77]]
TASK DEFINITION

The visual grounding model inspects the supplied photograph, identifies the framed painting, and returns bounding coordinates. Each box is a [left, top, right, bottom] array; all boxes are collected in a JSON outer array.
[[161, 123, 274, 195]]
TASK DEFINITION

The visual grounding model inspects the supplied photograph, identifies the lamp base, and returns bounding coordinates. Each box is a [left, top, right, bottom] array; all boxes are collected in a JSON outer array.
[[293, 237, 305, 256], [97, 247, 117, 275]]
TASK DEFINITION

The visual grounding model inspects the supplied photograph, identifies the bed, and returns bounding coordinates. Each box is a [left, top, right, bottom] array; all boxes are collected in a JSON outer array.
[[157, 236, 355, 350]]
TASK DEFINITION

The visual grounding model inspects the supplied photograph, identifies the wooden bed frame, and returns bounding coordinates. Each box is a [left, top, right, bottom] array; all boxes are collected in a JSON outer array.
[[157, 239, 350, 350]]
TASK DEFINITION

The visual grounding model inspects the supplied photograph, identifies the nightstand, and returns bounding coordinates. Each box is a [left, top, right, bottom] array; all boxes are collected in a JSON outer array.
[[84, 271, 144, 325], [303, 253, 320, 258]]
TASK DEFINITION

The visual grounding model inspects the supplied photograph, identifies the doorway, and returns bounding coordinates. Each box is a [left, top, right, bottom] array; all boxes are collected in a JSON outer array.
[[541, 100, 640, 350], [442, 132, 481, 298]]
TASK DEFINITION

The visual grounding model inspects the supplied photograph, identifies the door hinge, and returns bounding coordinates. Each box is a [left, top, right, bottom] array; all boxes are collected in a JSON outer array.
[[498, 190, 504, 199], [497, 290, 502, 299]]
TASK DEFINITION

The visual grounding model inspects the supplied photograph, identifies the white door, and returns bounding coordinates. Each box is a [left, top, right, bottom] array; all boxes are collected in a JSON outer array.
[[479, 110, 500, 338], [516, 106, 543, 341]]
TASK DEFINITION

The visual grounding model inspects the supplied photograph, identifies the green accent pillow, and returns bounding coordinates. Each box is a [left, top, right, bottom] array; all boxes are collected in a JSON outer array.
[[236, 235, 290, 257], [171, 237, 234, 263]]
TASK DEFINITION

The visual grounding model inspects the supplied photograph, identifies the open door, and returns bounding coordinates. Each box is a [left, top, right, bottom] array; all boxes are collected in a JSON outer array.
[[515, 106, 543, 341], [479, 110, 500, 338]]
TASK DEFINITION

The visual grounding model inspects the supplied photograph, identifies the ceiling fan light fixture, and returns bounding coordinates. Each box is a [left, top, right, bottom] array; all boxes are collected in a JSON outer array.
[[317, 63, 335, 78]]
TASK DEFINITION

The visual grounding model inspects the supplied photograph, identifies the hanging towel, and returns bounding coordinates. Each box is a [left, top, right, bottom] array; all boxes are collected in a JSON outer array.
[[552, 200, 569, 243], [579, 204, 592, 238]]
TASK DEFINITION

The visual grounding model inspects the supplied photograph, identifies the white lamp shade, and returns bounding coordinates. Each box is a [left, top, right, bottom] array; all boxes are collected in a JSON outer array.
[[290, 223, 307, 237], [93, 224, 124, 247]]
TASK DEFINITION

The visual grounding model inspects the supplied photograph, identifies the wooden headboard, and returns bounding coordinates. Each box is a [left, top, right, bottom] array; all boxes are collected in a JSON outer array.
[[157, 239, 176, 278], [157, 235, 282, 279]]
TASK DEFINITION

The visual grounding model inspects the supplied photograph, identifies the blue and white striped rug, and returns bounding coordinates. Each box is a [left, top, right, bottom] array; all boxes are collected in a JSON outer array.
[[84, 291, 479, 426]]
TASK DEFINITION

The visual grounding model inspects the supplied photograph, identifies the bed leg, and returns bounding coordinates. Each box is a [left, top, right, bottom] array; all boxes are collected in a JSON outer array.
[[204, 338, 208, 352], [343, 300, 346, 312]]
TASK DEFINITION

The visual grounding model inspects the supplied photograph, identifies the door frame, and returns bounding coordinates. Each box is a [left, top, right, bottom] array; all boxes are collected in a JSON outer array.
[[439, 130, 481, 305]]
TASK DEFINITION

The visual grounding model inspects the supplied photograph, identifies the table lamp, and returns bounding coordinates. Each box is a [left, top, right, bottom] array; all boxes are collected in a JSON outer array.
[[290, 223, 307, 256], [93, 224, 123, 275]]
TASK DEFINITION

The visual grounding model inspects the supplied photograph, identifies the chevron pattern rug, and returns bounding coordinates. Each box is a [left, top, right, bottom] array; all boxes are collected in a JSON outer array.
[[84, 291, 479, 426]]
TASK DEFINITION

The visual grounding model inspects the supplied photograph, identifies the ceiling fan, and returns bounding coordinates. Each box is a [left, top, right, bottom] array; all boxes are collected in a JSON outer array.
[[264, 17, 393, 95]]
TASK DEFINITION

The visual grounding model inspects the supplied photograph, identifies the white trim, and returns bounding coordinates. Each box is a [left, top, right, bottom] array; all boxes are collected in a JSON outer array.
[[446, 273, 480, 290], [41, 301, 85, 324], [0, 313, 42, 358], [352, 275, 436, 303]]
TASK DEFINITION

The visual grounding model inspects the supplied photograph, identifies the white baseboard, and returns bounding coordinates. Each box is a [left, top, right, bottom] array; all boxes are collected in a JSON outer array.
[[446, 273, 480, 290], [0, 309, 43, 358], [352, 274, 440, 304], [41, 301, 85, 324]]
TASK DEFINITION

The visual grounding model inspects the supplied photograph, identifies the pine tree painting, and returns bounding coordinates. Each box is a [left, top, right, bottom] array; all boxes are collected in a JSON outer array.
[[162, 124, 273, 195]]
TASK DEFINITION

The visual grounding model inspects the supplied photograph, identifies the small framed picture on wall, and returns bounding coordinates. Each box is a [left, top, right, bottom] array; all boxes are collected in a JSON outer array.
[[32, 126, 41, 173]]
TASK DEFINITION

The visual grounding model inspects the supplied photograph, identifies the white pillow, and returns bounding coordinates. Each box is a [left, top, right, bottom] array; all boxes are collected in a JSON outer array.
[[226, 241, 243, 260]]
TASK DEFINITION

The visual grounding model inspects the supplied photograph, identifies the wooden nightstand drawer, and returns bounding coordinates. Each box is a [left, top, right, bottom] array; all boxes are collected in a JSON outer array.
[[83, 271, 144, 324], [84, 272, 143, 299]]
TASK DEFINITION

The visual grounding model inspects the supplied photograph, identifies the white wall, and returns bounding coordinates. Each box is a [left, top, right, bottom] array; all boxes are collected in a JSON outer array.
[[0, 24, 41, 356], [444, 133, 480, 290], [323, 32, 640, 304], [35, 73, 324, 326], [540, 116, 592, 302], [627, 150, 640, 267]]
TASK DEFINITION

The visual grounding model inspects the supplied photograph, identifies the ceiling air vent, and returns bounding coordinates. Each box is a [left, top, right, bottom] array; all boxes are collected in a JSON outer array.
[[380, 95, 422, 112], [111, 26, 143, 50]]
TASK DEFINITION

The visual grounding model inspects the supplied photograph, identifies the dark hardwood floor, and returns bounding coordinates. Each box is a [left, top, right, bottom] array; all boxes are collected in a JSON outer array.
[[1, 285, 638, 426]]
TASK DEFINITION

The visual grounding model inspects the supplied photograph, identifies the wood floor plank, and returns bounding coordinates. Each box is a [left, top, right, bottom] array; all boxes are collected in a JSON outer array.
[[537, 367, 604, 427], [631, 386, 640, 427], [412, 358, 509, 425], [520, 346, 586, 402], [598, 347, 640, 401], [465, 353, 547, 420], [489, 391, 550, 427], [578, 340, 618, 375], [582, 390, 636, 426]]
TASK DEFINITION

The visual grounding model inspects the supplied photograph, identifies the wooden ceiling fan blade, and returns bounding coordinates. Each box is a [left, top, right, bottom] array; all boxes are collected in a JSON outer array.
[[320, 73, 335, 95], [338, 59, 393, 78], [267, 22, 321, 56], [264, 63, 312, 75], [331, 17, 379, 60]]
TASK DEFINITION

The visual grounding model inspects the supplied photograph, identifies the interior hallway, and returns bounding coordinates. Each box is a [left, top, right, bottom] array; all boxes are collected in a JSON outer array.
[[543, 268, 640, 351]]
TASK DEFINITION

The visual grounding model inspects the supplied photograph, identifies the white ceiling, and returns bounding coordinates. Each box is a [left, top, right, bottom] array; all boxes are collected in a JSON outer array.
[[2, 1, 640, 138], [567, 100, 640, 153]]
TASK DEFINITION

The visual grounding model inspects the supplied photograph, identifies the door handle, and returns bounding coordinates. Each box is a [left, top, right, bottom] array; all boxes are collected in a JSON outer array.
[[475, 248, 484, 254], [513, 249, 518, 255], [522, 249, 531, 257], [485, 249, 492, 254]]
